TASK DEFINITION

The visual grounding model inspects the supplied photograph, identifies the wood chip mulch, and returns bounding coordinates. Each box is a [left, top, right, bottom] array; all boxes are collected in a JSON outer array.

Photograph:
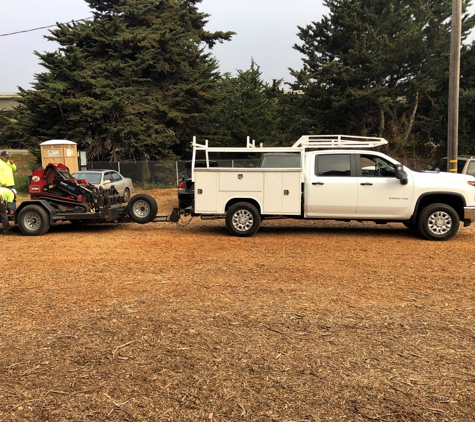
[[1, 188, 474, 421]]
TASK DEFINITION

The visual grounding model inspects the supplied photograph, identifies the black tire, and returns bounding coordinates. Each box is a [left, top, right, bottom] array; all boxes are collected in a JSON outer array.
[[417, 203, 460, 241], [122, 188, 131, 203], [17, 205, 51, 236], [225, 202, 261, 237], [127, 194, 158, 224]]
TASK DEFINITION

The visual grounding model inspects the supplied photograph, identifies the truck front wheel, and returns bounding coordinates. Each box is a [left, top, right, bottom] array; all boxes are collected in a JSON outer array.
[[226, 202, 261, 237], [17, 205, 51, 236], [417, 203, 459, 241]]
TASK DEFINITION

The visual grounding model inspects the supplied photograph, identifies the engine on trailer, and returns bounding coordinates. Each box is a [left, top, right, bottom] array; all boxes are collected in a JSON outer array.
[[29, 163, 121, 212]]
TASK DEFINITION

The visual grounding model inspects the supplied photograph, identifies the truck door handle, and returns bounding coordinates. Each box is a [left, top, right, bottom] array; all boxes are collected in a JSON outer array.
[[312, 182, 324, 185], [360, 182, 373, 186]]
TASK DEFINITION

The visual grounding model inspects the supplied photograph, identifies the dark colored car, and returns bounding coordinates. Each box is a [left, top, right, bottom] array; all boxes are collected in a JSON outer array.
[[178, 160, 219, 209]]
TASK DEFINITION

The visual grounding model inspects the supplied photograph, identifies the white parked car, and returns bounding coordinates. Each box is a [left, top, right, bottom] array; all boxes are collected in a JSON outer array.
[[72, 169, 134, 202]]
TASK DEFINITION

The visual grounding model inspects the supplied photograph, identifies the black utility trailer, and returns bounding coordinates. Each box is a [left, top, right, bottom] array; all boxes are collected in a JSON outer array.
[[11, 162, 182, 236]]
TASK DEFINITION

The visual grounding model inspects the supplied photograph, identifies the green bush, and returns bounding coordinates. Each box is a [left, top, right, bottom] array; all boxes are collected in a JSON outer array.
[[14, 174, 30, 194]]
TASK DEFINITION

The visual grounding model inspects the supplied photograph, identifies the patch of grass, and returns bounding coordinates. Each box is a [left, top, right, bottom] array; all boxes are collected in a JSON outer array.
[[12, 153, 38, 175], [14, 174, 30, 194]]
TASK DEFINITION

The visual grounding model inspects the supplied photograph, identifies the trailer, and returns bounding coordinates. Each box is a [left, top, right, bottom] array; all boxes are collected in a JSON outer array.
[[12, 162, 182, 236]]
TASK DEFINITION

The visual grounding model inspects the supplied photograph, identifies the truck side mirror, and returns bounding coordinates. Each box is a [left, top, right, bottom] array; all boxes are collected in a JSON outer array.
[[395, 164, 408, 185]]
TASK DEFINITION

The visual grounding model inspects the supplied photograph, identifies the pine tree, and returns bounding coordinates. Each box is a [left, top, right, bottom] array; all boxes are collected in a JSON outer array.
[[291, 0, 475, 156], [208, 60, 281, 147], [8, 0, 233, 162]]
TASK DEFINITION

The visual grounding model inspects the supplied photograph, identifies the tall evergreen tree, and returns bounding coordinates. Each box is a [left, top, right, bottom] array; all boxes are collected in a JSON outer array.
[[204, 60, 307, 152], [291, 0, 475, 156], [6, 0, 233, 162], [208, 60, 281, 147]]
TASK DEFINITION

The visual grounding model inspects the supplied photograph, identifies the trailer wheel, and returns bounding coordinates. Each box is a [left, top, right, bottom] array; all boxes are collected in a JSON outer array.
[[417, 203, 459, 241], [226, 202, 261, 237], [17, 205, 51, 236], [127, 194, 158, 224]]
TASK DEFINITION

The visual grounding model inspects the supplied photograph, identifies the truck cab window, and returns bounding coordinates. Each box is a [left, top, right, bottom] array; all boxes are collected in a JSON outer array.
[[360, 155, 395, 177], [315, 154, 351, 176]]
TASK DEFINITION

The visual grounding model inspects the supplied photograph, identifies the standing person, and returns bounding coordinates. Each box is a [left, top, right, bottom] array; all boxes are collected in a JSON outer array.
[[0, 186, 14, 235], [0, 151, 17, 212]]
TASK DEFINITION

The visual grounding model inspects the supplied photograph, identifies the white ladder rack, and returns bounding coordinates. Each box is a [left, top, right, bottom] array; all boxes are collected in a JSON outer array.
[[292, 135, 388, 149], [191, 134, 388, 169]]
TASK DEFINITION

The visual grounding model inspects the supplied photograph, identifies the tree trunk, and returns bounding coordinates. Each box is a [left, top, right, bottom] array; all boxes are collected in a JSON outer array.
[[379, 109, 385, 137], [403, 91, 420, 145]]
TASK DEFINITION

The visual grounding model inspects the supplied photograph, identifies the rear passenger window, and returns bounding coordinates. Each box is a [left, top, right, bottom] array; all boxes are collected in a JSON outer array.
[[315, 155, 351, 177]]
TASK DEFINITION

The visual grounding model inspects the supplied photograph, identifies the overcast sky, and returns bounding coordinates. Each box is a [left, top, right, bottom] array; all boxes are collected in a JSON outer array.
[[0, 1, 473, 94], [0, 0, 326, 93]]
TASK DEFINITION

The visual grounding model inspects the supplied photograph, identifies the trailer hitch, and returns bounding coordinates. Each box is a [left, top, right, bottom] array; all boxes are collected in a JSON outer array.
[[152, 207, 193, 226]]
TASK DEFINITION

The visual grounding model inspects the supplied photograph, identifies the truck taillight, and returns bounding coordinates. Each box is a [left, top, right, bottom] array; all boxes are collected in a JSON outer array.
[[178, 181, 185, 189]]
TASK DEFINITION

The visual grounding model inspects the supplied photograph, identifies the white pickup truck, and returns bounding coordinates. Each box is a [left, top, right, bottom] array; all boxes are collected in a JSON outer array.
[[189, 135, 475, 240]]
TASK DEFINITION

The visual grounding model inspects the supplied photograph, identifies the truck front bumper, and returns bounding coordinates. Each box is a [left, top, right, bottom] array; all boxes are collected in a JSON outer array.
[[463, 206, 475, 227]]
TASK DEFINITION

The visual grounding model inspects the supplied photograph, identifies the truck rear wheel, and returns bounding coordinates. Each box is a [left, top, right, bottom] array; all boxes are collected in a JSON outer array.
[[226, 202, 261, 237], [17, 205, 51, 236], [417, 203, 459, 241], [127, 194, 158, 224]]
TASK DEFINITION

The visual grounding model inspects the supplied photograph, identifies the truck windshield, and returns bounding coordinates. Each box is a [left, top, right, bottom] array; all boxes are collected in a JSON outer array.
[[432, 159, 447, 172]]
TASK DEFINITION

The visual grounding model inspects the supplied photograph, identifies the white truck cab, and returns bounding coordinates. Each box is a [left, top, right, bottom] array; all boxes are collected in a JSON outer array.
[[190, 135, 475, 240]]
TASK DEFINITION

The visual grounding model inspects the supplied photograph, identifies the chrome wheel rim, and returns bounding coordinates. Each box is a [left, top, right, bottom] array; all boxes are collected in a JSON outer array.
[[427, 211, 452, 235], [232, 209, 254, 232], [132, 200, 151, 218]]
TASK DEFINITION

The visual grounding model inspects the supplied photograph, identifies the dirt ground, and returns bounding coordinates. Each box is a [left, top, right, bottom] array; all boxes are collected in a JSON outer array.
[[1, 188, 475, 421]]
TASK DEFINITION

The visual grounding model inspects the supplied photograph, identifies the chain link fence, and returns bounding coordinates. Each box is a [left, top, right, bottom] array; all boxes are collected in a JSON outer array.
[[15, 155, 430, 192], [89, 159, 260, 188]]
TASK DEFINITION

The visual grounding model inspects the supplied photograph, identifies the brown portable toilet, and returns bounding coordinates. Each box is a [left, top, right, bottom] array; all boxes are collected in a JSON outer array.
[[40, 140, 78, 173]]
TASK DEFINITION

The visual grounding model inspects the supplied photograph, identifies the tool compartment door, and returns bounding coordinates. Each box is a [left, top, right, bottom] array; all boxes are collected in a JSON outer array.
[[263, 170, 301, 214], [194, 170, 218, 212]]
